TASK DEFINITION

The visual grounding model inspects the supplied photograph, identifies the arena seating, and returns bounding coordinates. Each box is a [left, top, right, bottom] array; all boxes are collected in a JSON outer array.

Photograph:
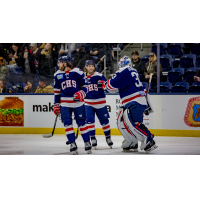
[[160, 54, 172, 71], [191, 43, 200, 56], [168, 68, 184, 84], [180, 54, 196, 69], [171, 82, 189, 93], [184, 67, 198, 84], [189, 82, 200, 93], [151, 43, 168, 56], [141, 55, 149, 64], [159, 82, 172, 93], [168, 43, 184, 58]]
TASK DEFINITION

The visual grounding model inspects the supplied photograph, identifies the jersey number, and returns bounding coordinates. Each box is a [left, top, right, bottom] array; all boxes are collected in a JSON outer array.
[[61, 80, 76, 90], [88, 84, 98, 92], [131, 72, 143, 87]]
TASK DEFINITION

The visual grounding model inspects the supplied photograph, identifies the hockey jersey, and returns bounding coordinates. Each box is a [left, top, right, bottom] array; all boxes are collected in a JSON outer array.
[[85, 72, 107, 109], [106, 66, 147, 106], [54, 68, 88, 108]]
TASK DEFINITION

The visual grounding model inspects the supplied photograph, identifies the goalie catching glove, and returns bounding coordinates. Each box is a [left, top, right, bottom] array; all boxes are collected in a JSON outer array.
[[73, 90, 85, 102], [97, 80, 106, 89], [53, 103, 60, 116]]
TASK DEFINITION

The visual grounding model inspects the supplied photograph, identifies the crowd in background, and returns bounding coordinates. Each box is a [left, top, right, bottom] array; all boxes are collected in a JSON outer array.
[[0, 43, 199, 94], [0, 43, 116, 94]]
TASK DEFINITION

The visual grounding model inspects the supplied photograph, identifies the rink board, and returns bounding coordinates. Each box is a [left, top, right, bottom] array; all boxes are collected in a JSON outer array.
[[0, 94, 200, 137]]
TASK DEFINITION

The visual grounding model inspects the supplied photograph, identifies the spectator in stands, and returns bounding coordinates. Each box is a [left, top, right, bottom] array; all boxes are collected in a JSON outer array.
[[24, 79, 37, 93], [7, 43, 23, 74], [89, 43, 113, 73], [35, 76, 54, 93], [9, 84, 24, 93], [36, 43, 57, 76], [58, 43, 86, 58], [73, 45, 94, 70], [29, 43, 39, 74], [131, 51, 145, 75], [0, 57, 9, 82], [23, 46, 31, 74], [0, 79, 9, 93], [143, 52, 162, 87], [194, 69, 200, 82]]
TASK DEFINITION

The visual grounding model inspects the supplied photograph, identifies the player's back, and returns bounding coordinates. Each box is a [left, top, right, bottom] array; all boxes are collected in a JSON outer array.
[[108, 66, 146, 106]]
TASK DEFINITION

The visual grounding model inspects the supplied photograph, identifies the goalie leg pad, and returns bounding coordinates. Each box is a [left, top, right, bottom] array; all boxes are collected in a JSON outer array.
[[117, 108, 138, 146], [123, 109, 152, 146]]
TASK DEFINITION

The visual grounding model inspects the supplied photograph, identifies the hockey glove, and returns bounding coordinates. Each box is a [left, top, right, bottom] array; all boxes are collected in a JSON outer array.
[[73, 90, 85, 102], [97, 80, 106, 89], [53, 103, 60, 116], [144, 107, 152, 116]]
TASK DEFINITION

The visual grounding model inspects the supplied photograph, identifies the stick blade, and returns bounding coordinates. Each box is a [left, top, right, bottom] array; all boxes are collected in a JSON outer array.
[[43, 133, 53, 138]]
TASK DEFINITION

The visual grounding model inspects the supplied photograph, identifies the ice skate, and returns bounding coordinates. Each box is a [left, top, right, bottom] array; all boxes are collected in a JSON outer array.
[[91, 137, 97, 149], [123, 143, 138, 152], [106, 136, 113, 148], [85, 141, 92, 154], [144, 139, 158, 154], [70, 142, 78, 155]]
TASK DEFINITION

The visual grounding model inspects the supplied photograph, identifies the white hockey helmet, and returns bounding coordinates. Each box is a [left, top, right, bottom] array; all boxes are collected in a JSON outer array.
[[118, 56, 132, 68]]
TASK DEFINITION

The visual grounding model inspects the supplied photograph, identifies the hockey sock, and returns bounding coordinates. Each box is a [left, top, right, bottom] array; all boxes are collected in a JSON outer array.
[[87, 123, 95, 138], [102, 123, 110, 137], [65, 125, 75, 143], [79, 124, 90, 143]]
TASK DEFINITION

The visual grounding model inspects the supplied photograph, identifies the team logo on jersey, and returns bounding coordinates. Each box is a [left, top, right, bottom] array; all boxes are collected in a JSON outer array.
[[57, 74, 63, 79], [104, 114, 107, 117], [139, 91, 145, 96], [184, 97, 200, 127], [79, 114, 82, 117], [65, 73, 69, 79]]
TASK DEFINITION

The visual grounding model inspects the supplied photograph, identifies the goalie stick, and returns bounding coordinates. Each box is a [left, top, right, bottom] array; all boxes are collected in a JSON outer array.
[[144, 73, 153, 115], [146, 73, 153, 95]]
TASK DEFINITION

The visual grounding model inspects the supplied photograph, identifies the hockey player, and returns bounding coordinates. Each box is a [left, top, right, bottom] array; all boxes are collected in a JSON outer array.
[[84, 60, 113, 149], [53, 56, 92, 154], [98, 56, 157, 153]]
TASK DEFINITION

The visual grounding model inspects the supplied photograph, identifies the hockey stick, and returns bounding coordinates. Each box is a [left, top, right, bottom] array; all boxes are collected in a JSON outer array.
[[146, 73, 153, 95], [144, 73, 153, 115], [43, 114, 58, 138]]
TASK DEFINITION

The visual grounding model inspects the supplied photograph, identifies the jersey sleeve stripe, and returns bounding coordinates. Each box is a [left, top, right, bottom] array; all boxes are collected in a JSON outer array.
[[54, 90, 60, 93], [107, 79, 115, 90]]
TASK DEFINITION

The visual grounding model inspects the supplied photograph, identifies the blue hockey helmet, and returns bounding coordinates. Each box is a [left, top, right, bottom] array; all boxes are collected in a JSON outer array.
[[118, 56, 132, 68], [58, 56, 71, 64], [85, 60, 95, 67]]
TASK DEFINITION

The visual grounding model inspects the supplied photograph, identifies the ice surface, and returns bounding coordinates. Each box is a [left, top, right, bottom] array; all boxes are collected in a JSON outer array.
[[0, 135, 200, 155]]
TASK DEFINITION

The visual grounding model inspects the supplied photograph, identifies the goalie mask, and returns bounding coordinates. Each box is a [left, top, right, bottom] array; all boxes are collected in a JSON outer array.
[[118, 56, 132, 68]]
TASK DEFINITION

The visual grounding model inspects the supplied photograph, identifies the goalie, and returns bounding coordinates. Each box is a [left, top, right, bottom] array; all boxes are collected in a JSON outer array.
[[98, 56, 157, 153]]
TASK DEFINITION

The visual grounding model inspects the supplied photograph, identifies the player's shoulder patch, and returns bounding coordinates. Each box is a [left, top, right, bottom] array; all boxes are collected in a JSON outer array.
[[71, 67, 84, 75], [54, 70, 65, 77]]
